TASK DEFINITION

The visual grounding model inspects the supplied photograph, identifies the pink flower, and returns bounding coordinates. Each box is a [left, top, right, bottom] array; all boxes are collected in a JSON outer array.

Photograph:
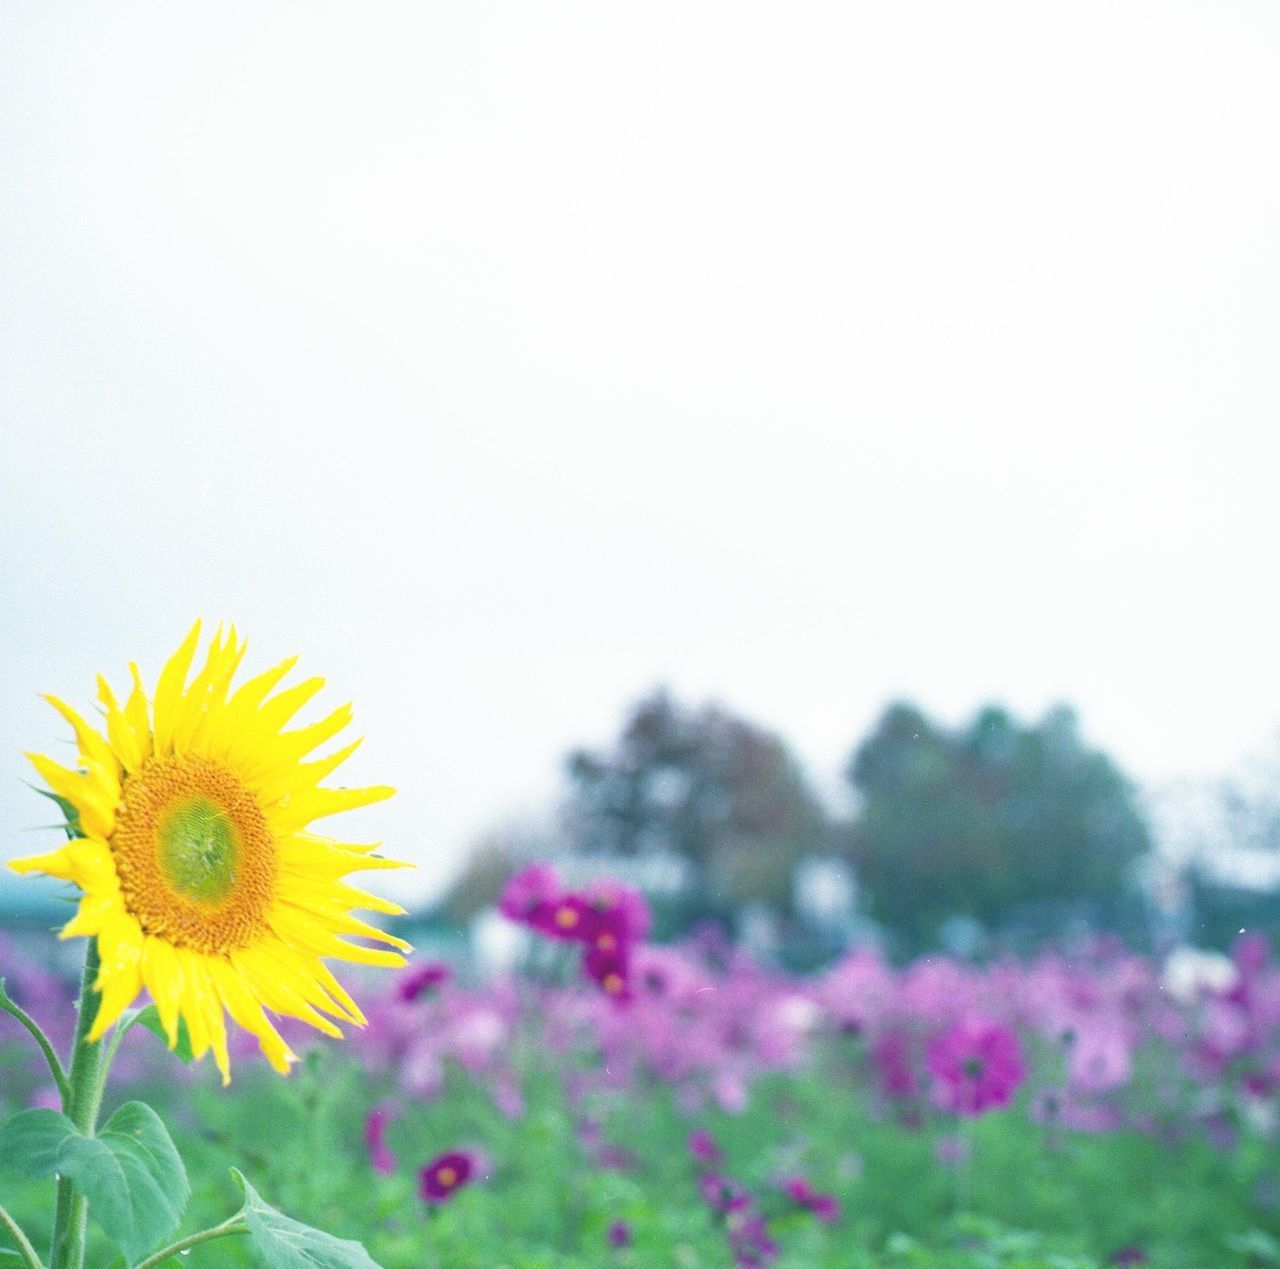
[[584, 945, 632, 1002], [419, 1151, 475, 1202], [581, 879, 652, 942], [927, 1017, 1026, 1116], [396, 961, 452, 1003], [688, 1128, 723, 1166], [364, 1106, 397, 1175], [781, 1175, 841, 1223], [531, 895, 595, 942], [498, 864, 563, 923]]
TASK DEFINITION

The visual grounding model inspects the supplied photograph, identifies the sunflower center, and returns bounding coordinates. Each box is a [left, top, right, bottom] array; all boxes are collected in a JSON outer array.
[[158, 796, 240, 903], [111, 754, 277, 955]]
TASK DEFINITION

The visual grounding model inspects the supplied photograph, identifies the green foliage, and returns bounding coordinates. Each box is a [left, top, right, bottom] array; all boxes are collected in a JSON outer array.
[[135, 1005, 196, 1063], [564, 689, 831, 914], [846, 702, 1152, 947], [231, 1169, 379, 1269], [0, 1102, 190, 1263]]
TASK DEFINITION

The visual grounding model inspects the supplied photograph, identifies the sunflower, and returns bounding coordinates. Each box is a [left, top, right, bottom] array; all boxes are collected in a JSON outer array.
[[9, 622, 410, 1082]]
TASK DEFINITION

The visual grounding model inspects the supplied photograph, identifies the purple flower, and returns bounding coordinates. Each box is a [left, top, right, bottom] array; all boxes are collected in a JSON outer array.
[[582, 879, 652, 942], [364, 1106, 396, 1175], [872, 1028, 919, 1100], [396, 961, 452, 1003], [419, 1151, 475, 1203], [498, 863, 564, 923], [584, 945, 632, 1001], [927, 1017, 1026, 1117], [1110, 1247, 1148, 1265], [699, 1173, 753, 1213], [607, 1220, 631, 1248], [726, 1211, 779, 1267], [781, 1175, 840, 1223], [531, 895, 595, 942], [688, 1128, 724, 1166]]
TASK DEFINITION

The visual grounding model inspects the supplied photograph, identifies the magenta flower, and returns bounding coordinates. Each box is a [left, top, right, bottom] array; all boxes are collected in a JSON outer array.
[[926, 1017, 1026, 1116], [726, 1210, 779, 1267], [607, 1220, 631, 1248], [688, 1128, 724, 1166], [498, 863, 564, 922], [419, 1151, 475, 1202], [699, 1173, 752, 1213], [364, 1107, 397, 1175], [584, 945, 632, 1001], [531, 894, 596, 942], [396, 961, 452, 1003], [582, 879, 652, 942], [781, 1175, 840, 1224]]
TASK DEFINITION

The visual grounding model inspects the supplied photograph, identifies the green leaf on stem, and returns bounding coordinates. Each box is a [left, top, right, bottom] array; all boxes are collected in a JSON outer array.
[[0, 1103, 190, 1264], [58, 1102, 190, 1263], [133, 1004, 196, 1063], [230, 1169, 381, 1268], [0, 1108, 79, 1175]]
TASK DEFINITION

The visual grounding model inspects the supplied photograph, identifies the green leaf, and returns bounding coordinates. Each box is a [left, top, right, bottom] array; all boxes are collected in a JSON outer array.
[[231, 1169, 381, 1268], [26, 782, 83, 836], [0, 1108, 79, 1176], [56, 1102, 190, 1264], [133, 1005, 196, 1063]]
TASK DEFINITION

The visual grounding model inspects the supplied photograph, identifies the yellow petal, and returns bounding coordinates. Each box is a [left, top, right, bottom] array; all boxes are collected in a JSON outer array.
[[87, 914, 144, 1042], [269, 784, 395, 835], [42, 695, 120, 786], [25, 754, 116, 839], [152, 620, 202, 755], [208, 956, 296, 1075], [9, 845, 77, 881], [98, 674, 146, 773], [141, 936, 186, 1047]]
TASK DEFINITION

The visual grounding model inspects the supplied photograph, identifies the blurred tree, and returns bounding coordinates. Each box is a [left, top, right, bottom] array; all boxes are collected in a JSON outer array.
[[844, 702, 1152, 946], [562, 690, 831, 915], [442, 821, 553, 923]]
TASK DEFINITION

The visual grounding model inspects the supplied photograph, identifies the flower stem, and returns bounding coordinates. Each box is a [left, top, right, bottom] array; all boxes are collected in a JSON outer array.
[[0, 1203, 43, 1269], [49, 942, 105, 1269], [0, 986, 69, 1105], [132, 1216, 248, 1268]]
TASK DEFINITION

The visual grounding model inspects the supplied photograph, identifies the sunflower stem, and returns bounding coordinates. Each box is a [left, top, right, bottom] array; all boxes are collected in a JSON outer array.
[[49, 941, 104, 1269]]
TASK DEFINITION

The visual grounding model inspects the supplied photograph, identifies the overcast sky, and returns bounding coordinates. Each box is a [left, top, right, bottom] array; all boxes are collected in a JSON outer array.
[[3, 2, 1279, 902]]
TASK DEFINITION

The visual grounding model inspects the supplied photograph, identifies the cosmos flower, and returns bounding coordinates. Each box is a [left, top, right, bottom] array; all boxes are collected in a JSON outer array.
[[926, 1016, 1026, 1116], [581, 879, 652, 942], [396, 961, 452, 1003], [498, 864, 563, 923], [688, 1128, 724, 1165], [364, 1106, 397, 1175], [419, 1151, 475, 1202], [585, 945, 632, 1001], [532, 894, 596, 942], [9, 622, 409, 1082], [780, 1176, 840, 1224]]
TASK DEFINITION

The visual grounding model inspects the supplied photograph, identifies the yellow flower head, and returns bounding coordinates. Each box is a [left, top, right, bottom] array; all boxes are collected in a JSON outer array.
[[10, 622, 410, 1083]]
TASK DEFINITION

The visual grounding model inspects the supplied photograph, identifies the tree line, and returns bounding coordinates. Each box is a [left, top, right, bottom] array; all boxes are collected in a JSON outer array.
[[446, 689, 1156, 952]]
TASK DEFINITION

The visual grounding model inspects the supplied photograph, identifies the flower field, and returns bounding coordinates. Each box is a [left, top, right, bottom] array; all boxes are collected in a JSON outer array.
[[3, 870, 1279, 1267]]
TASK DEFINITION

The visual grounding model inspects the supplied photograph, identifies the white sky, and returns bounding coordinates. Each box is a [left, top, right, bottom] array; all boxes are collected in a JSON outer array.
[[3, 2, 1280, 902]]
